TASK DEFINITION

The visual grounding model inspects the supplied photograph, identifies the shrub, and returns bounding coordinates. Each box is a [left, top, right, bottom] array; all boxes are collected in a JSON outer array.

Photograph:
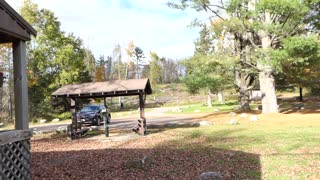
[[55, 112, 71, 120]]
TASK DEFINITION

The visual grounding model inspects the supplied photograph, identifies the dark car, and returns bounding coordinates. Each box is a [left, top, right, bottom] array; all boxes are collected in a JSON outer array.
[[77, 105, 111, 126]]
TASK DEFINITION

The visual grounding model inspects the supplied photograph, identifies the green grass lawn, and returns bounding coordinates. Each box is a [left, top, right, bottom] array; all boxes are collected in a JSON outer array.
[[157, 113, 320, 179], [167, 101, 259, 113]]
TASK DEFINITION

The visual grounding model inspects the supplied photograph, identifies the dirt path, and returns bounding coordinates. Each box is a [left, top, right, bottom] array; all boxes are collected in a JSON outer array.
[[33, 107, 208, 132]]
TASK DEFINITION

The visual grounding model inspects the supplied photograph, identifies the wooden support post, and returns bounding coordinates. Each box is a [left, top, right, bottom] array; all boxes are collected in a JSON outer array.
[[139, 93, 146, 135], [70, 98, 79, 139], [13, 40, 29, 130], [133, 93, 147, 135], [139, 93, 145, 119]]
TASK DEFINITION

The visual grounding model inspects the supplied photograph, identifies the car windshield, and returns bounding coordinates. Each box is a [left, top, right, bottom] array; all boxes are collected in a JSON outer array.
[[80, 106, 100, 113]]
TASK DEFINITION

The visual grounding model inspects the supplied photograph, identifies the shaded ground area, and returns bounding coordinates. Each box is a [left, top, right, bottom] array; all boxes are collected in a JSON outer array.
[[32, 131, 261, 179]]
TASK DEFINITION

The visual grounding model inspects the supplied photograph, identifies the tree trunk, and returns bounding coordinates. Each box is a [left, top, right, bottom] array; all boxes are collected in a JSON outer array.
[[207, 90, 212, 107], [239, 88, 250, 110], [217, 91, 224, 103], [235, 71, 253, 110], [299, 87, 303, 102], [259, 65, 278, 113], [257, 11, 279, 113]]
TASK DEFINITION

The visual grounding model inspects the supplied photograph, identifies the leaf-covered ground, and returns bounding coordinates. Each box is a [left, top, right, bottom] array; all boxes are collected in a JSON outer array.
[[32, 110, 320, 179]]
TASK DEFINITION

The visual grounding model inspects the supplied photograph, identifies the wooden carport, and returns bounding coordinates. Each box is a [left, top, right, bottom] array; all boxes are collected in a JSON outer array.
[[51, 78, 152, 138], [0, 0, 37, 179]]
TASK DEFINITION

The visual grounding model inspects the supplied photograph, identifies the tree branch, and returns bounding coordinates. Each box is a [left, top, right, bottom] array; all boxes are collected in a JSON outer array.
[[200, 0, 225, 20], [280, 11, 292, 29]]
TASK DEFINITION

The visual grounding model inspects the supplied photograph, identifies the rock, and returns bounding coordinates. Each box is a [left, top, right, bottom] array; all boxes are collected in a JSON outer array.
[[229, 112, 236, 117], [56, 126, 67, 134], [194, 110, 201, 113], [234, 105, 241, 110], [52, 118, 60, 122], [0, 123, 4, 128], [32, 128, 43, 135], [198, 171, 222, 180], [90, 126, 99, 131], [39, 119, 47, 124], [240, 113, 248, 118], [249, 115, 259, 122], [213, 108, 220, 112], [33, 131, 43, 135], [229, 119, 238, 125], [199, 121, 212, 126]]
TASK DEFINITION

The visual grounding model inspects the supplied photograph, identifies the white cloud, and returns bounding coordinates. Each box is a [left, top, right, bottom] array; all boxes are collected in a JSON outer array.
[[6, 0, 208, 59]]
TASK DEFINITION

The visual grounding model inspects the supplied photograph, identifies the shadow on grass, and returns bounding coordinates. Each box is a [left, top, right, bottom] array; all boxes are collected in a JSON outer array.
[[32, 142, 261, 179], [279, 98, 320, 114]]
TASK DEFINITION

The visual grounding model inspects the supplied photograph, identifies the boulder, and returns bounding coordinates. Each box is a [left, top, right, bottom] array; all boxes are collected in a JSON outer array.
[[0, 123, 4, 128], [52, 118, 60, 122], [194, 110, 201, 113], [56, 126, 67, 134], [240, 113, 248, 118], [229, 119, 238, 125], [198, 172, 222, 180], [234, 105, 241, 110], [249, 115, 259, 122], [39, 119, 47, 124], [213, 108, 220, 112], [32, 128, 43, 135], [90, 126, 99, 131], [229, 112, 236, 117], [199, 121, 213, 126]]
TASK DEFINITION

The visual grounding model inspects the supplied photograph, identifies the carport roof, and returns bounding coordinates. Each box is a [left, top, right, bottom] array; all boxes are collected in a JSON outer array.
[[51, 78, 152, 98]]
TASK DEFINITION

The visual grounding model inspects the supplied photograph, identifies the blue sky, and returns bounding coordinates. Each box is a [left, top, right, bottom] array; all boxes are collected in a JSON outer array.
[[7, 0, 208, 60]]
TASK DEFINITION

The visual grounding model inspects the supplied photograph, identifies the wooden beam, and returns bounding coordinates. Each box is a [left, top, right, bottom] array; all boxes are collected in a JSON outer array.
[[13, 40, 29, 130], [0, 130, 32, 145], [136, 92, 146, 135], [139, 93, 145, 119], [70, 98, 80, 139]]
